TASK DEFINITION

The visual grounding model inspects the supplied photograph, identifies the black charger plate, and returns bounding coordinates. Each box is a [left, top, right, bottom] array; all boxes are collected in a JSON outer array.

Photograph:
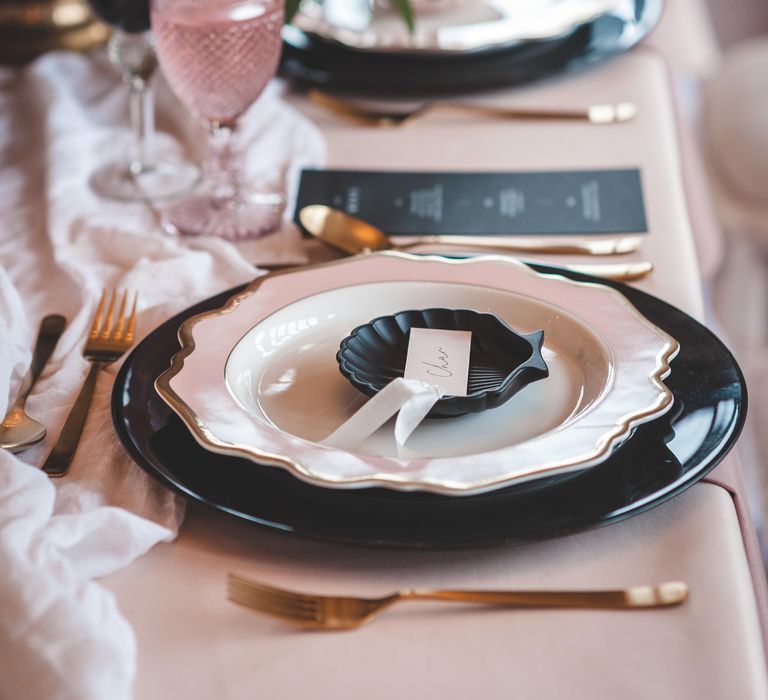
[[111, 263, 746, 549], [279, 0, 662, 95]]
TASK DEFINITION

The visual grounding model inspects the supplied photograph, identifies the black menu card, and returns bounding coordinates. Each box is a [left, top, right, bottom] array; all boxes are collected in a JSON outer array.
[[296, 168, 647, 236]]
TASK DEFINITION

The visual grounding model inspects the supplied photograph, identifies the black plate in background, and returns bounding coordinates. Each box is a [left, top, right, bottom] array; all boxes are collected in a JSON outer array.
[[111, 263, 746, 549], [279, 0, 662, 95]]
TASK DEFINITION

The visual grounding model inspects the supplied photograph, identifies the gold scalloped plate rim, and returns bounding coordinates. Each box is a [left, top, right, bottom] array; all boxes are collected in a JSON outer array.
[[154, 252, 679, 496]]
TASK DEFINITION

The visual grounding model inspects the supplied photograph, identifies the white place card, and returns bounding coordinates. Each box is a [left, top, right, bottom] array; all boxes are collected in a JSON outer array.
[[403, 327, 471, 396]]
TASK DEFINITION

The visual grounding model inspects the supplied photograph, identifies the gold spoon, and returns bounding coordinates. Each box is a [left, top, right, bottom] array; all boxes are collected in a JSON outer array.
[[298, 204, 643, 256], [0, 314, 66, 453], [298, 205, 652, 281]]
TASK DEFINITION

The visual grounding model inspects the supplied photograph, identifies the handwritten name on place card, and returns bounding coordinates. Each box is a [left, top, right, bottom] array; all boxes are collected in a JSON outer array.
[[403, 327, 471, 396]]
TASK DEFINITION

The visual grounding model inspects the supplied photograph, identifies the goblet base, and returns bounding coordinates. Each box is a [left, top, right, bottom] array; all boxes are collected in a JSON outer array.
[[161, 192, 285, 240], [89, 159, 199, 202]]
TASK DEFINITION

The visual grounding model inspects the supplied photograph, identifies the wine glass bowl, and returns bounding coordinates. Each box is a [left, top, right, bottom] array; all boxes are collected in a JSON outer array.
[[151, 0, 286, 240], [151, 0, 283, 125]]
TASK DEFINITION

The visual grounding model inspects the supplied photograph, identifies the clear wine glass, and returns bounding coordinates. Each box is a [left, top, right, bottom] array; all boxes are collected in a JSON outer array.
[[87, 0, 199, 201], [150, 0, 286, 240]]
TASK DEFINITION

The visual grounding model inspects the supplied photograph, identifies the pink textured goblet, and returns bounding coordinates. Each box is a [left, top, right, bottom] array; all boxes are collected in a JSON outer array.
[[151, 0, 285, 239]]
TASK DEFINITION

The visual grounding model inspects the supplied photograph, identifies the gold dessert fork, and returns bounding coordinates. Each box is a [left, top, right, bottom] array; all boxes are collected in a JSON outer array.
[[42, 289, 137, 478], [308, 90, 638, 128], [227, 574, 688, 631]]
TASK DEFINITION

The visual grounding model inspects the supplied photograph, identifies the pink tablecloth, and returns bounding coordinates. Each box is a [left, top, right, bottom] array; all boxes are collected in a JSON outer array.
[[100, 45, 768, 698], [109, 486, 765, 700]]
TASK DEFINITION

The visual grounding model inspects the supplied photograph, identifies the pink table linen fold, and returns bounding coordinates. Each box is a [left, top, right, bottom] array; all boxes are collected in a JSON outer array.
[[0, 51, 323, 700]]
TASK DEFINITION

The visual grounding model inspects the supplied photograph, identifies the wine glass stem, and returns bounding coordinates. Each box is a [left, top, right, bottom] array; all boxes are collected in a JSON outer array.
[[128, 77, 155, 175], [107, 30, 158, 177], [206, 123, 240, 206]]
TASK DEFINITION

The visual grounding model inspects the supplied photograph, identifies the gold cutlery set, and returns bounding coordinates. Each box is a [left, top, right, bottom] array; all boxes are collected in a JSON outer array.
[[1, 290, 137, 478], [299, 204, 652, 282], [303, 89, 649, 280]]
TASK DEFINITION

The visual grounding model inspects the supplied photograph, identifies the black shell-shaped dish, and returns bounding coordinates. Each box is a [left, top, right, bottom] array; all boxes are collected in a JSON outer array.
[[337, 308, 549, 417]]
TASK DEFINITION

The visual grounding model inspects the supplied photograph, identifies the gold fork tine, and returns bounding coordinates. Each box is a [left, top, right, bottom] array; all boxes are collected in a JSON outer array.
[[100, 290, 117, 339], [229, 575, 314, 602], [227, 575, 387, 629], [228, 576, 319, 613], [228, 582, 320, 616], [229, 591, 319, 621], [125, 292, 138, 344], [89, 289, 107, 339], [113, 291, 128, 340], [230, 587, 318, 614], [228, 588, 320, 622]]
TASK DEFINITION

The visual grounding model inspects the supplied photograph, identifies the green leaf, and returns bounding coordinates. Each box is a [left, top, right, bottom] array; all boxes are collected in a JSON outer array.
[[285, 0, 303, 23], [387, 0, 414, 33]]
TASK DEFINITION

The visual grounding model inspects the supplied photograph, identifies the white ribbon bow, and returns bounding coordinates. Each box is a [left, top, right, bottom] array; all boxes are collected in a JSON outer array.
[[320, 378, 445, 452]]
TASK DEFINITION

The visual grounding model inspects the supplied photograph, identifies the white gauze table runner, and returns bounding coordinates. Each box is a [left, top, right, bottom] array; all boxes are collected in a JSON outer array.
[[0, 51, 324, 700]]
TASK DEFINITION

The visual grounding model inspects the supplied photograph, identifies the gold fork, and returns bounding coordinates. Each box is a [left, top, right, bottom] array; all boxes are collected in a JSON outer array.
[[227, 574, 688, 631], [42, 289, 137, 478], [308, 90, 638, 128]]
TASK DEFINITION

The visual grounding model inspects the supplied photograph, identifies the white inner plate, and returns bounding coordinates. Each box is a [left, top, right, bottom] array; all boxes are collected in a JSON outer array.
[[225, 281, 613, 459]]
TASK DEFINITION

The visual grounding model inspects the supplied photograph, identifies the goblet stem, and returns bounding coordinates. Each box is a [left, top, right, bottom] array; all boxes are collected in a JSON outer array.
[[206, 122, 240, 205], [128, 76, 155, 175], [90, 28, 199, 201], [107, 30, 158, 176], [158, 119, 284, 239]]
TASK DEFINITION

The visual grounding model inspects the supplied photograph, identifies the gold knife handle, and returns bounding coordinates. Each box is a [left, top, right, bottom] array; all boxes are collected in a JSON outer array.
[[405, 582, 688, 609], [42, 362, 104, 478], [404, 235, 642, 256], [431, 102, 636, 124], [439, 102, 589, 121]]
